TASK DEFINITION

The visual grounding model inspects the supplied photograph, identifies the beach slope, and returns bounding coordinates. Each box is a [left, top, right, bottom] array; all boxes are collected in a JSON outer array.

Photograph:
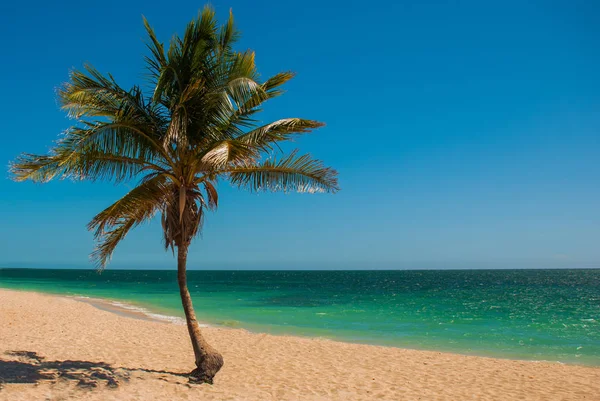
[[0, 289, 598, 400]]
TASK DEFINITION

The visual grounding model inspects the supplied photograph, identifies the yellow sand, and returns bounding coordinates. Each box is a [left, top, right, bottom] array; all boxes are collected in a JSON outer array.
[[0, 289, 598, 401]]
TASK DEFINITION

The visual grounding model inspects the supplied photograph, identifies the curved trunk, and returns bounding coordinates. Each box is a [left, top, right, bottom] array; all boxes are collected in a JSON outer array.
[[177, 245, 224, 383]]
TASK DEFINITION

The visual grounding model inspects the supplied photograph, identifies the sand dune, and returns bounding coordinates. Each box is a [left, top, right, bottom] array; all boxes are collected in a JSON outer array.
[[0, 289, 598, 400]]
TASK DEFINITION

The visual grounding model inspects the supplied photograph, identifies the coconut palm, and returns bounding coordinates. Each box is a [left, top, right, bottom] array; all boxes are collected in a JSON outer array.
[[10, 6, 338, 384]]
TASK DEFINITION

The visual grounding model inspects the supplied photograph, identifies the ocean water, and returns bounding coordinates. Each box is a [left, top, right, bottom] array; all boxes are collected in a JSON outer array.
[[1, 268, 598, 365]]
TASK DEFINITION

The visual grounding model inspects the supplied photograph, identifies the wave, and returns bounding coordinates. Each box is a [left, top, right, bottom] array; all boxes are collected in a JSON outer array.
[[71, 296, 209, 327]]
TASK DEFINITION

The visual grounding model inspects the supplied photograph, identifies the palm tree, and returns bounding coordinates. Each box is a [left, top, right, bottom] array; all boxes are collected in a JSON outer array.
[[10, 6, 338, 384]]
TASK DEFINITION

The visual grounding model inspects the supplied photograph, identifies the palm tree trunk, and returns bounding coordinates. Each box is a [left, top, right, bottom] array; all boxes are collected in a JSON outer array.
[[177, 244, 224, 383]]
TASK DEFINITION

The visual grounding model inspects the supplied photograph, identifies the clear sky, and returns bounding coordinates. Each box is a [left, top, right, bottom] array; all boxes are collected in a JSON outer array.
[[1, 0, 599, 269]]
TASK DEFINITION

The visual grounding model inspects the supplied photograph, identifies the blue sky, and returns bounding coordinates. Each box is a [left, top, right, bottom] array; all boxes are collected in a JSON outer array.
[[1, 0, 599, 269]]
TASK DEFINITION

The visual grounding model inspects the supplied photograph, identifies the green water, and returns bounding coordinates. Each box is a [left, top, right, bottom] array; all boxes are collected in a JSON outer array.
[[1, 268, 598, 365]]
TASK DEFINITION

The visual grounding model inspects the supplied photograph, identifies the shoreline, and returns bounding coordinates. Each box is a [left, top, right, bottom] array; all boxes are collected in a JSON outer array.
[[1, 288, 599, 400], [2, 285, 598, 368], [73, 293, 588, 367], [70, 295, 188, 325]]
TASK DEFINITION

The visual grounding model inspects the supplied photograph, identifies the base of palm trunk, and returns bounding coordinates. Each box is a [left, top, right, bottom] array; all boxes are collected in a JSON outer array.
[[188, 352, 224, 384]]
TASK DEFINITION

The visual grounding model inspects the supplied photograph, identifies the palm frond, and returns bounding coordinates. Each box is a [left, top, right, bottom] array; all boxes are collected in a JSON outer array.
[[260, 72, 295, 99], [90, 218, 137, 269], [226, 150, 339, 194], [142, 16, 168, 86], [11, 151, 149, 183], [10, 123, 166, 183], [236, 118, 324, 150], [203, 180, 219, 210], [198, 140, 259, 169], [218, 9, 240, 52], [216, 72, 296, 140], [88, 174, 171, 237], [60, 65, 163, 127], [88, 175, 172, 268]]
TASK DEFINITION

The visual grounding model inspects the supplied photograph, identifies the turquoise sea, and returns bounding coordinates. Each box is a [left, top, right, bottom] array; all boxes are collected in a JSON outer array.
[[1, 268, 598, 365]]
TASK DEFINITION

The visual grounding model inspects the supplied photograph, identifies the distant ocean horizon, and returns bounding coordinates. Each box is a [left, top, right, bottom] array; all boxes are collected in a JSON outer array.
[[1, 268, 599, 365], [3, 261, 599, 270]]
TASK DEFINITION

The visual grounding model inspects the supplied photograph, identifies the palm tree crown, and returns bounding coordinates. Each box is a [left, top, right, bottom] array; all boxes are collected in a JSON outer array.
[[11, 7, 339, 269]]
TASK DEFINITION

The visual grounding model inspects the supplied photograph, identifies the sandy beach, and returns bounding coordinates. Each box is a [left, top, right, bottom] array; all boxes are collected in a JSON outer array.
[[0, 289, 598, 401]]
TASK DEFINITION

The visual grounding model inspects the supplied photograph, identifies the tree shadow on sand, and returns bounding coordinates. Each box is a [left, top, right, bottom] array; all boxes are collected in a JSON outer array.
[[0, 351, 190, 390]]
